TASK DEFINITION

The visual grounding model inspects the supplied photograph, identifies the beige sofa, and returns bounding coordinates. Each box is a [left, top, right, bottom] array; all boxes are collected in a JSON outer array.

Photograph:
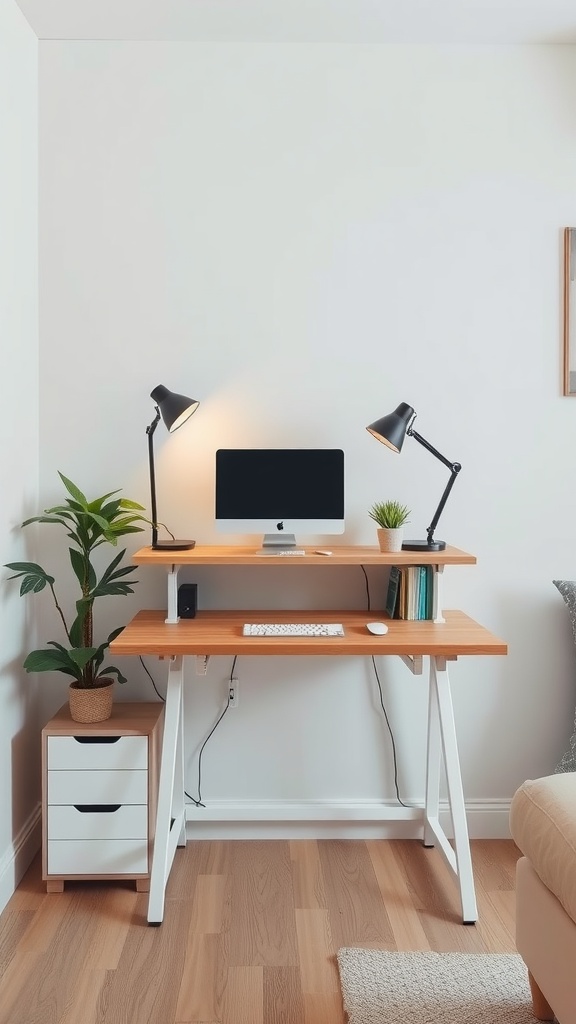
[[509, 774, 576, 1024]]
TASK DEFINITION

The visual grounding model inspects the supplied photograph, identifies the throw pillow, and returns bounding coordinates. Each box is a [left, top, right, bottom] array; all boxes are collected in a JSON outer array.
[[553, 580, 576, 773]]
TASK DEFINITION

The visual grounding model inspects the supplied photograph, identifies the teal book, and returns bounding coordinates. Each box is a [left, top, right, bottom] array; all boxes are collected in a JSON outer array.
[[424, 565, 432, 618], [418, 565, 427, 620]]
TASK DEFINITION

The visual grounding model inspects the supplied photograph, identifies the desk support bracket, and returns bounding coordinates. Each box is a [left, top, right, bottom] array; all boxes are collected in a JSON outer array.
[[165, 565, 181, 624], [423, 655, 477, 923], [147, 655, 186, 924], [399, 654, 423, 675]]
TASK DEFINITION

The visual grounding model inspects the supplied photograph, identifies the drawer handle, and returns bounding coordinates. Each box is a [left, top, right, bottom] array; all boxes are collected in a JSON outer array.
[[73, 804, 122, 814], [73, 736, 121, 745]]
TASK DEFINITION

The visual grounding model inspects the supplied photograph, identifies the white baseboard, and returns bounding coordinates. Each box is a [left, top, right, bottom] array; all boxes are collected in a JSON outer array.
[[0, 803, 42, 914], [464, 799, 513, 839], [184, 798, 512, 840]]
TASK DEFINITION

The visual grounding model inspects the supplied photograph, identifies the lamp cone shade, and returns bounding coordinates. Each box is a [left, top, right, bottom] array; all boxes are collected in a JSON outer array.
[[366, 402, 415, 452], [150, 385, 199, 433]]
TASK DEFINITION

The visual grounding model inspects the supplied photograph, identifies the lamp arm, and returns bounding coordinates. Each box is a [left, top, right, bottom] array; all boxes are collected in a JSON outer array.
[[425, 465, 461, 545], [409, 427, 462, 545], [408, 427, 457, 472], [146, 409, 161, 548]]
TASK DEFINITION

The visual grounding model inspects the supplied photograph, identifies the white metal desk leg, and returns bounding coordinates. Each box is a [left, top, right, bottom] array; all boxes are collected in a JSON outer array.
[[433, 656, 478, 924], [147, 655, 186, 925]]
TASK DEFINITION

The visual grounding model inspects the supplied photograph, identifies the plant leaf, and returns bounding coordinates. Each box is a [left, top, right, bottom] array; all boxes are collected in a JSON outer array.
[[98, 549, 125, 582], [120, 499, 146, 511], [4, 563, 55, 595], [58, 472, 88, 507], [87, 490, 121, 513], [21, 514, 72, 528], [5, 560, 50, 576], [108, 514, 145, 529], [69, 548, 96, 591], [23, 648, 80, 679], [69, 599, 93, 648], [98, 665, 128, 684], [84, 511, 113, 532], [68, 647, 100, 670], [21, 575, 49, 595]]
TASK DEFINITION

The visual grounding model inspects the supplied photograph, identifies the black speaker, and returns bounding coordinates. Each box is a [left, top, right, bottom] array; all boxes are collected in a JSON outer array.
[[177, 583, 197, 619]]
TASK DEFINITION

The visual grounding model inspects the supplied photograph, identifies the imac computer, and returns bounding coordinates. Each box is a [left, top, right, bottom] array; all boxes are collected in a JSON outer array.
[[215, 448, 345, 551]]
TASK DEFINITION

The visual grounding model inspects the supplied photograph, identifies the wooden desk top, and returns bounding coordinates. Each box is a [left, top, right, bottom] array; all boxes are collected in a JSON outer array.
[[131, 544, 477, 567], [110, 609, 507, 659]]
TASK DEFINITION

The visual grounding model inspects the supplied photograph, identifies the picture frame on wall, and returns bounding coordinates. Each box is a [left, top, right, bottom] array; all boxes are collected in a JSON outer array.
[[563, 227, 576, 396]]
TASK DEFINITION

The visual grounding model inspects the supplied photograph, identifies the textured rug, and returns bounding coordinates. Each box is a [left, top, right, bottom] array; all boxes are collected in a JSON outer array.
[[336, 950, 540, 1024]]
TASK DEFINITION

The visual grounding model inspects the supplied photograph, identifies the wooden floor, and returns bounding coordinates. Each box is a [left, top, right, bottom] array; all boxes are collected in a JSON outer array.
[[0, 838, 521, 1024]]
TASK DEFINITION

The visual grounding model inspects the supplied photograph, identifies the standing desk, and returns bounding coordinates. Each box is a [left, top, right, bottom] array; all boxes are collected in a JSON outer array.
[[110, 545, 507, 925]]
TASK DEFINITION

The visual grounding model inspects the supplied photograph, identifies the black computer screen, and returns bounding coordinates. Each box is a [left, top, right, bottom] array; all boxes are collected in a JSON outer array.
[[215, 449, 345, 523]]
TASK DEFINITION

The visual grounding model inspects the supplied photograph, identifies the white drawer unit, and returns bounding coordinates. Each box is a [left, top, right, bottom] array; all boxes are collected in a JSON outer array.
[[42, 702, 163, 893], [47, 768, 148, 805], [48, 840, 149, 875], [48, 735, 148, 770], [48, 804, 149, 841]]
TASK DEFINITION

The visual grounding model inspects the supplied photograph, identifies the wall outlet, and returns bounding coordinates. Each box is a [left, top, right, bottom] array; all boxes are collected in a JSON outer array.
[[228, 679, 239, 708]]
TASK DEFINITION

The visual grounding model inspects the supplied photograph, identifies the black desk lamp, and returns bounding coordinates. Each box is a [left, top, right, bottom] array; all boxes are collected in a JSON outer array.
[[147, 384, 199, 550], [367, 402, 461, 552]]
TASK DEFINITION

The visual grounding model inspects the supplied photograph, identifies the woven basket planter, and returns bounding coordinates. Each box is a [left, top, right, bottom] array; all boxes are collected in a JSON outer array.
[[68, 680, 114, 723]]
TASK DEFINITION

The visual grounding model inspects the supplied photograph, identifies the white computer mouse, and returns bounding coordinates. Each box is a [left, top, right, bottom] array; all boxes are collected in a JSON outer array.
[[366, 621, 388, 636]]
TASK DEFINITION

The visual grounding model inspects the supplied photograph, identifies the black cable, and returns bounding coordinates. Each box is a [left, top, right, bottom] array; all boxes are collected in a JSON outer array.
[[192, 655, 238, 807], [138, 654, 238, 807], [369, 653, 409, 808], [360, 564, 371, 611], [139, 656, 165, 701], [360, 565, 408, 808]]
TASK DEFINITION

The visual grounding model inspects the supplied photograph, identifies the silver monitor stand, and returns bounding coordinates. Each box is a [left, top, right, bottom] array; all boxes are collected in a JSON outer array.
[[258, 532, 297, 554]]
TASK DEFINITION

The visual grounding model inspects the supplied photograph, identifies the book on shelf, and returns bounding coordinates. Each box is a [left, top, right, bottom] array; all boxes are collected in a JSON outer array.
[[385, 565, 401, 618], [385, 563, 434, 620]]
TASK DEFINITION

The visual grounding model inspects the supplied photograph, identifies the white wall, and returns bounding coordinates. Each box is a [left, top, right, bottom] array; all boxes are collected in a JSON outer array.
[[36, 41, 576, 835], [0, 0, 39, 909]]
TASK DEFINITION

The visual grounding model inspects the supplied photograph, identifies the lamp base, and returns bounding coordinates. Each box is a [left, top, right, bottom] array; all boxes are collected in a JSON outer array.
[[152, 539, 196, 551], [401, 539, 446, 551]]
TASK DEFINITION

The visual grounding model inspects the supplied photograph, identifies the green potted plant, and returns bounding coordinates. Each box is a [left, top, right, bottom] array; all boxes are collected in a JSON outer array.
[[368, 499, 411, 552], [5, 472, 149, 722]]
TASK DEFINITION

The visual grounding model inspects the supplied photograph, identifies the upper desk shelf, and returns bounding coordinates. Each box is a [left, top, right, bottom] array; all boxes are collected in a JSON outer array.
[[130, 544, 477, 624], [131, 544, 476, 567]]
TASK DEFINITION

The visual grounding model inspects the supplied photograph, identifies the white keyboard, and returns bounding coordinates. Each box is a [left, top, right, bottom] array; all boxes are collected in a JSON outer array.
[[243, 622, 345, 637]]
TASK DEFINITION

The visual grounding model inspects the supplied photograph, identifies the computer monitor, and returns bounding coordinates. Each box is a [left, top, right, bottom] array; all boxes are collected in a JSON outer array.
[[215, 448, 345, 550]]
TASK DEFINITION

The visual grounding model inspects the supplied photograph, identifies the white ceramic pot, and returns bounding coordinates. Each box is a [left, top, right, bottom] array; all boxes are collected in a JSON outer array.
[[377, 528, 404, 553]]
